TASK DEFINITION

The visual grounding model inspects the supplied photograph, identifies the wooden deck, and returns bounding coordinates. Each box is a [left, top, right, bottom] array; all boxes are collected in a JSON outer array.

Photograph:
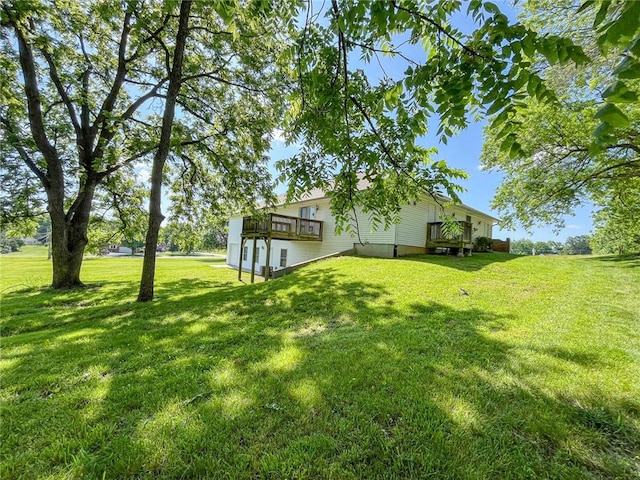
[[242, 213, 323, 241], [239, 213, 323, 284], [426, 221, 473, 255]]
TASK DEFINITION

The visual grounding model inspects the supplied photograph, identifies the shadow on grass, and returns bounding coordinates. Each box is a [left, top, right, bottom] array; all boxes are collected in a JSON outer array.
[[579, 254, 640, 269], [401, 252, 519, 271], [1, 264, 638, 478]]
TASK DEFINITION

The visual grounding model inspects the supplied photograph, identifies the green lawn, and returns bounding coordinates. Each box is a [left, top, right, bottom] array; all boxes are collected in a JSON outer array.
[[1, 249, 639, 479]]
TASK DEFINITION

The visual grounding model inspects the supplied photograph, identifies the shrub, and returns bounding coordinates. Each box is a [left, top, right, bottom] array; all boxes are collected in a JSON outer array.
[[474, 236, 493, 252]]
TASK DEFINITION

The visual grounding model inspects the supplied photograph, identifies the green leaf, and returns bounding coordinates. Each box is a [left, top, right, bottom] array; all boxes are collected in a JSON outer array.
[[627, 37, 640, 57], [486, 99, 505, 116], [613, 57, 640, 79], [593, 122, 615, 144], [594, 103, 629, 127], [521, 35, 535, 58], [500, 134, 517, 153], [527, 76, 539, 97], [509, 141, 521, 158], [495, 124, 513, 141], [541, 38, 558, 64], [484, 2, 500, 14], [577, 0, 595, 14], [602, 81, 639, 103], [593, 0, 611, 28]]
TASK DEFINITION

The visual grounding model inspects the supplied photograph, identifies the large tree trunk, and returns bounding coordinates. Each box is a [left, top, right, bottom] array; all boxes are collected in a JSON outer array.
[[48, 183, 96, 289], [137, 0, 192, 302], [50, 227, 86, 288], [9, 11, 103, 289]]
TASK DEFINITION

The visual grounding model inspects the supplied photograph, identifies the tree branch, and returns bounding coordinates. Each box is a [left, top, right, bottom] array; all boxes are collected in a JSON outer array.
[[0, 116, 50, 189], [349, 94, 445, 208], [391, 1, 489, 60], [37, 41, 82, 140], [346, 39, 421, 67], [96, 145, 158, 180], [121, 79, 168, 120], [8, 16, 59, 171], [182, 72, 265, 94], [90, 11, 133, 144], [91, 78, 168, 165]]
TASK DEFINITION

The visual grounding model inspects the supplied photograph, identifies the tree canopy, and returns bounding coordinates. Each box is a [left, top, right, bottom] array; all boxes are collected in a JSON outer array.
[[1, 0, 287, 289], [480, 0, 639, 253]]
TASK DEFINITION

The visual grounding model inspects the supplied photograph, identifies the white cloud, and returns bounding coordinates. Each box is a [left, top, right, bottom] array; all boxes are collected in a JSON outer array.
[[566, 224, 582, 230], [133, 162, 151, 184], [271, 128, 286, 144]]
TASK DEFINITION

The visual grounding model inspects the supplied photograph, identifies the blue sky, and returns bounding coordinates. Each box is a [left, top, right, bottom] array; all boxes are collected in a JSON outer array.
[[266, 0, 594, 243]]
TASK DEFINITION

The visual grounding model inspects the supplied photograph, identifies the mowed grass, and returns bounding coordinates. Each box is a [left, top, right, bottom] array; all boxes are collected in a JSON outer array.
[[1, 247, 639, 479]]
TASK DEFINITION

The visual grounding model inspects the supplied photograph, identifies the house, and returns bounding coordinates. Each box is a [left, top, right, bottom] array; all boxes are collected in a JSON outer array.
[[106, 244, 132, 254], [226, 185, 499, 282]]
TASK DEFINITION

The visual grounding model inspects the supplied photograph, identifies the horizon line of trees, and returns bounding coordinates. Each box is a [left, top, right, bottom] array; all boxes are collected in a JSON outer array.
[[510, 235, 597, 256]]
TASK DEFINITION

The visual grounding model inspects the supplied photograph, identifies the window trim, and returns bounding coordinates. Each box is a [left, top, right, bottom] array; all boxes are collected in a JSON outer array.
[[299, 205, 316, 219]]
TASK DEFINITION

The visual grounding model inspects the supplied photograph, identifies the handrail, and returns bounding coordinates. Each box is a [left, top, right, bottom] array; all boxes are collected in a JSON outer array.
[[427, 221, 473, 242], [242, 213, 323, 240]]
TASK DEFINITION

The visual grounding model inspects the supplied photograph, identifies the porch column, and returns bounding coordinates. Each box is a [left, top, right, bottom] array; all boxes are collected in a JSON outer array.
[[250, 238, 258, 284], [264, 237, 272, 281], [238, 237, 246, 281]]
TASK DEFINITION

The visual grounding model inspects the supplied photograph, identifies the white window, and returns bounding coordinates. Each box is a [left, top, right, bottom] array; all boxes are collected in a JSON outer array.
[[255, 248, 259, 263], [242, 246, 248, 261], [280, 249, 288, 267], [299, 205, 316, 219]]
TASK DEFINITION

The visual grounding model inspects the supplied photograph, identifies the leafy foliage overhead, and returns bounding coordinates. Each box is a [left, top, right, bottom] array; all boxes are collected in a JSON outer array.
[[481, 0, 639, 240], [278, 0, 588, 233]]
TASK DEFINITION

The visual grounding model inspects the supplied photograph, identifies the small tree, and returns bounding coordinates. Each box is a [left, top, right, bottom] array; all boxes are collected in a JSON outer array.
[[511, 239, 534, 255], [563, 235, 592, 255]]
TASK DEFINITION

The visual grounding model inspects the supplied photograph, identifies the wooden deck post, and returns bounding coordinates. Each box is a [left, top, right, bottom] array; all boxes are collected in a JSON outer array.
[[264, 237, 271, 281], [238, 237, 246, 281], [250, 238, 257, 284]]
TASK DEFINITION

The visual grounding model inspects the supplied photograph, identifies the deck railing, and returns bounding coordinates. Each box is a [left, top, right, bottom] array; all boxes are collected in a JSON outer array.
[[427, 221, 473, 243], [242, 213, 323, 241]]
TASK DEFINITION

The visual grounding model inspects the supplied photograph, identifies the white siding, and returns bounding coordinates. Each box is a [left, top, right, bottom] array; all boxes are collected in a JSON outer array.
[[266, 198, 395, 267], [395, 201, 437, 247], [226, 216, 243, 267], [395, 195, 496, 248]]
